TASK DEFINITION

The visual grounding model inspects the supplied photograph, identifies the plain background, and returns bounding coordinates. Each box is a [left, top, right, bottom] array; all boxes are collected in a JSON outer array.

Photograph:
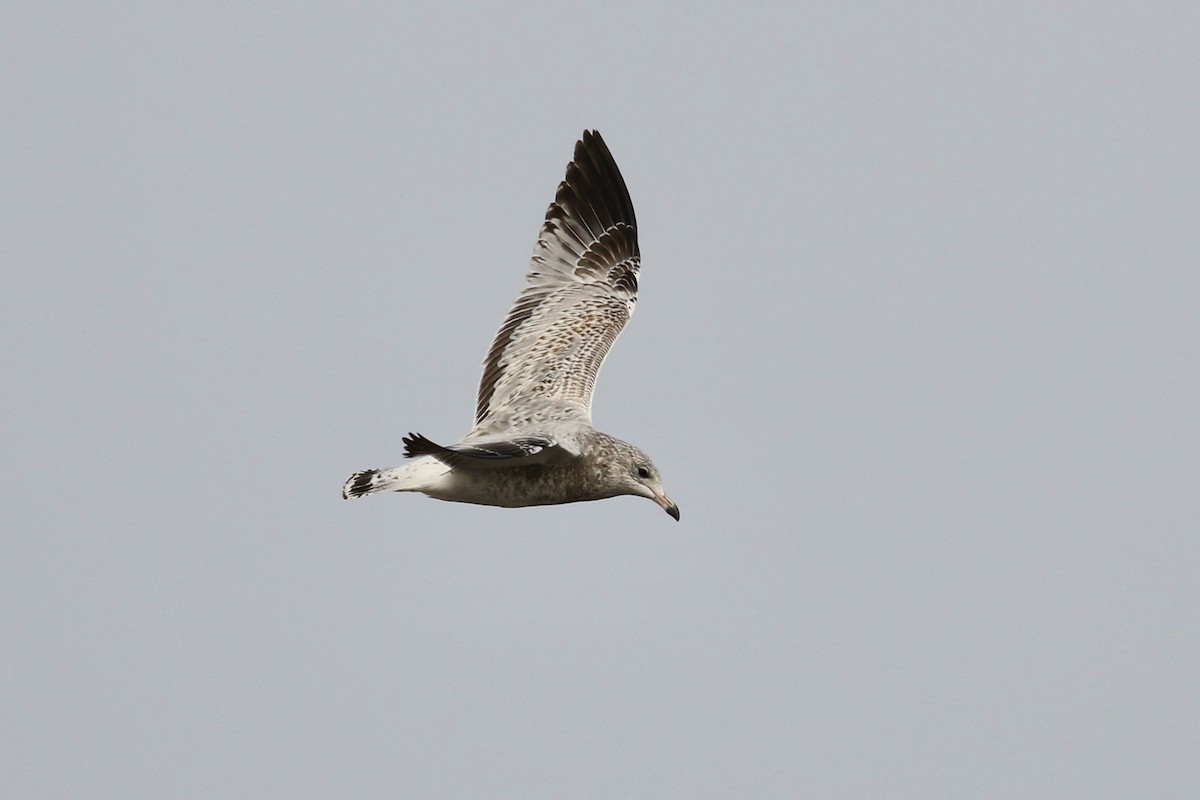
[[3, 2, 1197, 797]]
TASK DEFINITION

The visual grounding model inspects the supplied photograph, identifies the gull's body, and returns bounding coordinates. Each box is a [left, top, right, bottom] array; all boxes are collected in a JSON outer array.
[[342, 131, 678, 520]]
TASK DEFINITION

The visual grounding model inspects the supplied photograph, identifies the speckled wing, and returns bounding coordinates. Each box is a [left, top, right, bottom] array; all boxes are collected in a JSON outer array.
[[474, 130, 640, 431]]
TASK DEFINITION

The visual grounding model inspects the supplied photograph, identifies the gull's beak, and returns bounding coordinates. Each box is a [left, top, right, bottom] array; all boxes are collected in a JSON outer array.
[[654, 493, 681, 521]]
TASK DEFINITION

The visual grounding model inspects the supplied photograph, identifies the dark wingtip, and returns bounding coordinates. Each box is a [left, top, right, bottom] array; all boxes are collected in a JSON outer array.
[[579, 128, 603, 151], [342, 469, 379, 499], [402, 432, 441, 459]]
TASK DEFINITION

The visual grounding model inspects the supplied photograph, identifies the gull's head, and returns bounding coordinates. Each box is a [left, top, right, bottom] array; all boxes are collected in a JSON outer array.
[[610, 441, 679, 521]]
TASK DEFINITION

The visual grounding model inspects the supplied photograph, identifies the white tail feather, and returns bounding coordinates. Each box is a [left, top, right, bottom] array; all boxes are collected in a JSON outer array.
[[342, 458, 448, 499]]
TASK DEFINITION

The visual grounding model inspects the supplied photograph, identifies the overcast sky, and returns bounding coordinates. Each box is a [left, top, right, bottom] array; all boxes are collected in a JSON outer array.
[[4, 3, 1197, 798]]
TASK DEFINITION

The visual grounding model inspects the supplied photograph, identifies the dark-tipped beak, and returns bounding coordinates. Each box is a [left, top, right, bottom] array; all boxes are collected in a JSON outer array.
[[654, 493, 680, 521]]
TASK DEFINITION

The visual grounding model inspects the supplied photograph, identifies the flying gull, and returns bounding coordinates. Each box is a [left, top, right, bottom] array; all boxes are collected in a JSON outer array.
[[342, 130, 678, 520]]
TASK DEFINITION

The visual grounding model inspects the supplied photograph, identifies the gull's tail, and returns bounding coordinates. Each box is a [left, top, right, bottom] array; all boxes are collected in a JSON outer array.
[[341, 458, 448, 499]]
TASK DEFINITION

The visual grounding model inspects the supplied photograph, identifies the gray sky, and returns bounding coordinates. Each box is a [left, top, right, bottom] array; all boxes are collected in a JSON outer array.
[[4, 2, 1197, 797]]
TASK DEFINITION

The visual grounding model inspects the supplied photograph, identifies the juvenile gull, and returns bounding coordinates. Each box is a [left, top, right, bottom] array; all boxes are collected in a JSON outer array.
[[342, 130, 679, 520]]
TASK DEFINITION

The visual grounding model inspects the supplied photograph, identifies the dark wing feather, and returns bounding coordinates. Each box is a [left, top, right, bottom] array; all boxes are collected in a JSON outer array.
[[403, 432, 573, 469]]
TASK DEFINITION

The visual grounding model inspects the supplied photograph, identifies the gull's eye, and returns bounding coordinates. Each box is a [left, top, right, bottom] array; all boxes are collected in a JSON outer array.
[[636, 466, 651, 480]]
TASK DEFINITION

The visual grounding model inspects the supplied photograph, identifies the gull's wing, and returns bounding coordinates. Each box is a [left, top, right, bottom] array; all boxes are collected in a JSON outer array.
[[403, 432, 578, 470], [474, 130, 640, 431]]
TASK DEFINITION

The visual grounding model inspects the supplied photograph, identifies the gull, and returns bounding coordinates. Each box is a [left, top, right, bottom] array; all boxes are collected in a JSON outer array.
[[342, 130, 678, 521]]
